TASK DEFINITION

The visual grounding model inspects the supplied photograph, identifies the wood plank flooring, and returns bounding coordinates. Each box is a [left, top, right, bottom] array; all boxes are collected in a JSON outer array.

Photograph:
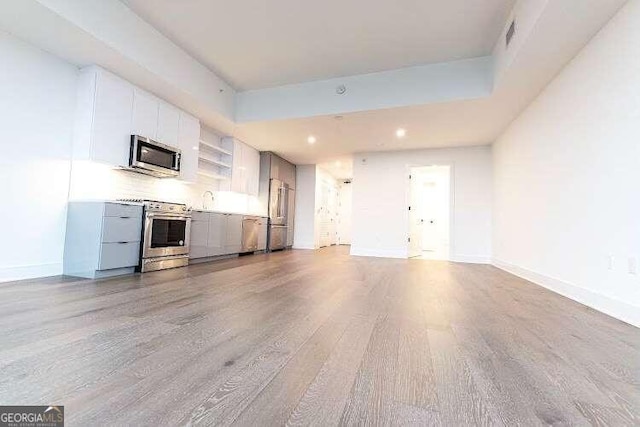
[[0, 246, 638, 426]]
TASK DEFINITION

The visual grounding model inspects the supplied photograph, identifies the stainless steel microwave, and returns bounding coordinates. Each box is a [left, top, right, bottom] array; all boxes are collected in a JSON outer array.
[[128, 135, 181, 178]]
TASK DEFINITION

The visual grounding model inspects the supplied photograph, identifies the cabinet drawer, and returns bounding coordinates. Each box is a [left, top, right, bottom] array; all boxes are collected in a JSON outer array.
[[104, 203, 143, 218], [102, 217, 142, 243], [99, 242, 140, 270], [191, 211, 210, 222]]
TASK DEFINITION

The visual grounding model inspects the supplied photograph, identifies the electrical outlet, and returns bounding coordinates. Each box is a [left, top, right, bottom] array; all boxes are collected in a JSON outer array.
[[628, 257, 638, 275], [607, 255, 615, 271]]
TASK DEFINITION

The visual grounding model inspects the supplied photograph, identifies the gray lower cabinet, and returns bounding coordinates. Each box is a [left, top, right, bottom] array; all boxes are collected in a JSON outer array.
[[99, 242, 140, 270], [64, 202, 143, 279], [190, 211, 267, 259], [207, 213, 227, 256], [189, 211, 210, 259]]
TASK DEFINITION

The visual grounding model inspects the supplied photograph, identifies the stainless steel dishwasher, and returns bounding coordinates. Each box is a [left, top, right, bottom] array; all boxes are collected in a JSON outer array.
[[241, 216, 260, 253]]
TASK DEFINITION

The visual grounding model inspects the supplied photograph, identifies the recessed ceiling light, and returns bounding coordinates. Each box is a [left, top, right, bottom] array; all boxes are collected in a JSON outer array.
[[396, 128, 407, 139], [335, 161, 342, 167], [307, 135, 317, 144]]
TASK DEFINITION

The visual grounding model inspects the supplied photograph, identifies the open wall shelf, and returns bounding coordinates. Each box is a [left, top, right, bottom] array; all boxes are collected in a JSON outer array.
[[197, 169, 229, 180], [198, 128, 234, 183], [199, 139, 232, 156], [199, 151, 231, 168]]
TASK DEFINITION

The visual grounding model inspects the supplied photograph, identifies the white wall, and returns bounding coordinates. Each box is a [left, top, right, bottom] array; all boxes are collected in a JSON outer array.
[[337, 181, 353, 245], [351, 146, 492, 261], [0, 30, 78, 281], [293, 165, 317, 249], [493, 0, 640, 327]]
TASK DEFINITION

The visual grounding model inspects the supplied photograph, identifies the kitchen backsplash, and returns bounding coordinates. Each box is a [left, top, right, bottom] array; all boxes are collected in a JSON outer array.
[[68, 160, 266, 215]]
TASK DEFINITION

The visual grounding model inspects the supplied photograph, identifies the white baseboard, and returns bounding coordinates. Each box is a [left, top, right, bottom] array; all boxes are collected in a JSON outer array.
[[349, 247, 407, 259], [0, 263, 63, 283], [348, 248, 491, 263], [452, 255, 491, 264], [292, 244, 316, 250], [493, 259, 640, 328]]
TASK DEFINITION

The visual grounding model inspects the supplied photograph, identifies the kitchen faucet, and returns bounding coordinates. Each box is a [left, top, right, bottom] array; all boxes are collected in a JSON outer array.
[[202, 190, 214, 210]]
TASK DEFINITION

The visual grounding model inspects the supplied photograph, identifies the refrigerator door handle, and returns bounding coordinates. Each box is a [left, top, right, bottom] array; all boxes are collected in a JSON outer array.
[[276, 186, 282, 219], [280, 186, 288, 223]]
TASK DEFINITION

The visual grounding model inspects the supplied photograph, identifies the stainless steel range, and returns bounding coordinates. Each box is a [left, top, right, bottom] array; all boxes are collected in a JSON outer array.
[[118, 199, 192, 272]]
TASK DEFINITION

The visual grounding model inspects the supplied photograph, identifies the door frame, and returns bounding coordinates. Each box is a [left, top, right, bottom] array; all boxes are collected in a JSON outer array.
[[406, 163, 455, 260]]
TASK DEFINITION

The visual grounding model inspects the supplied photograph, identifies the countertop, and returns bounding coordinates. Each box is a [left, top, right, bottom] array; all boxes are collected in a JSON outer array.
[[68, 199, 145, 207], [191, 208, 268, 218], [74, 200, 267, 217]]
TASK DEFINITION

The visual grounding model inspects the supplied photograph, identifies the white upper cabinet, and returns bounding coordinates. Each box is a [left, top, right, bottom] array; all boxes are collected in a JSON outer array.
[[157, 102, 180, 147], [73, 66, 200, 173], [228, 138, 260, 196], [178, 112, 200, 182], [73, 67, 133, 167], [231, 139, 245, 194], [132, 89, 159, 139], [244, 145, 260, 195]]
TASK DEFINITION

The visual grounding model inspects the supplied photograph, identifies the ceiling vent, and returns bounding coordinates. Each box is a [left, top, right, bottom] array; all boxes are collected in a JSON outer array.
[[506, 20, 516, 47]]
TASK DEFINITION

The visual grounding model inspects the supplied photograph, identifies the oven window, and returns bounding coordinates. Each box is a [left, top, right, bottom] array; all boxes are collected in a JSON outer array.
[[138, 141, 176, 169], [151, 219, 186, 247]]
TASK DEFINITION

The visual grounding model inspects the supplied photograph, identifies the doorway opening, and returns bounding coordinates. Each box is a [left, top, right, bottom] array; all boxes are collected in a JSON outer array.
[[408, 165, 452, 260]]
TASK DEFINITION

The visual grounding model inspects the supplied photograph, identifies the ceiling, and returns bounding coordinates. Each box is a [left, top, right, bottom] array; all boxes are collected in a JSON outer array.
[[231, 0, 629, 170], [0, 0, 624, 179], [234, 98, 500, 165], [120, 0, 515, 90]]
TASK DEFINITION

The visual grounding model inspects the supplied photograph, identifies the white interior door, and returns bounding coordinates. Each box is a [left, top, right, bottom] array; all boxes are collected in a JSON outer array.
[[408, 172, 423, 258], [411, 166, 451, 260], [318, 206, 330, 248], [328, 185, 338, 245], [421, 182, 439, 251]]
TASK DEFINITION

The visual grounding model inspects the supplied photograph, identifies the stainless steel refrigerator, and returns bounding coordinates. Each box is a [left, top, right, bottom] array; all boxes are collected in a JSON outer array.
[[268, 178, 294, 250]]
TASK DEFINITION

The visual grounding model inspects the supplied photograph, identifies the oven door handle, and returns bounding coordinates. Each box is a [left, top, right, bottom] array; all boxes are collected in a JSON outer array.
[[146, 214, 192, 221]]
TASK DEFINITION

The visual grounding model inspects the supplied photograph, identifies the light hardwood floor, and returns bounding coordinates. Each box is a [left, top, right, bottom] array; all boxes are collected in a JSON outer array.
[[0, 246, 638, 426]]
